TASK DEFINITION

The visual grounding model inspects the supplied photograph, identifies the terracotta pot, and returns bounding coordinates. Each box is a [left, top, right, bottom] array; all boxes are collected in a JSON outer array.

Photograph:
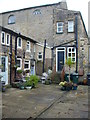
[[83, 79, 87, 85]]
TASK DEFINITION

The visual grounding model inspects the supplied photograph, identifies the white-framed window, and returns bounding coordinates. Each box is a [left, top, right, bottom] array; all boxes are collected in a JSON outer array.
[[17, 37, 22, 49], [24, 60, 30, 70], [17, 58, 22, 70], [67, 47, 76, 62], [6, 34, 10, 46], [33, 9, 41, 15], [38, 52, 42, 60], [57, 22, 63, 33], [26, 41, 30, 52], [8, 15, 15, 24], [68, 21, 74, 32], [1, 32, 5, 45]]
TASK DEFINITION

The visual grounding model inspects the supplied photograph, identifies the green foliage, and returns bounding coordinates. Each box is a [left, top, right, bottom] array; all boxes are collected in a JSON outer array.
[[66, 58, 74, 67], [17, 69, 23, 74], [25, 75, 39, 87]]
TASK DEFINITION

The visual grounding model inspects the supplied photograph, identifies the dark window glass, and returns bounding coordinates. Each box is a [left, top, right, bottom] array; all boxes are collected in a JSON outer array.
[[2, 33, 5, 43], [1, 57, 5, 72]]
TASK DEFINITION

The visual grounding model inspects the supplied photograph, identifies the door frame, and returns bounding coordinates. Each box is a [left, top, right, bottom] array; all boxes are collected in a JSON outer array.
[[0, 56, 8, 85], [56, 47, 65, 72]]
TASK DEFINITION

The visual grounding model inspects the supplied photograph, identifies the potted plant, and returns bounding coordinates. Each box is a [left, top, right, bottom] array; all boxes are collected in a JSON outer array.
[[66, 58, 74, 82], [25, 75, 39, 88]]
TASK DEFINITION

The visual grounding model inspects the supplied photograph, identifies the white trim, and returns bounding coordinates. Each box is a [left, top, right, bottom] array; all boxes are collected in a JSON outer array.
[[6, 33, 10, 46], [57, 22, 63, 33], [0, 56, 8, 85], [24, 60, 30, 71], [68, 21, 74, 32], [1, 32, 5, 45], [67, 47, 76, 62], [17, 37, 22, 49], [56, 47, 65, 72], [17, 58, 22, 70], [34, 44, 36, 52], [26, 41, 31, 52], [36, 42, 51, 49], [37, 52, 43, 61]]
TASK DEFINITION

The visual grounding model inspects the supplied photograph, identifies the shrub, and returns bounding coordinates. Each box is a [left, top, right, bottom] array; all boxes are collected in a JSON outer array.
[[51, 71, 61, 84], [25, 75, 39, 87], [17, 69, 23, 74]]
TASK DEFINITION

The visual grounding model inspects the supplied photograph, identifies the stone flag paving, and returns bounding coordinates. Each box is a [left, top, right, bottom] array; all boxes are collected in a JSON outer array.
[[2, 83, 89, 119]]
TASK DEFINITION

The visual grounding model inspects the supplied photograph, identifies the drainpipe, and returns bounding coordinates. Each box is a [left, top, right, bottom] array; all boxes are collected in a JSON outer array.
[[75, 14, 78, 73], [42, 39, 46, 73], [10, 35, 12, 85], [15, 36, 17, 80], [51, 47, 54, 70]]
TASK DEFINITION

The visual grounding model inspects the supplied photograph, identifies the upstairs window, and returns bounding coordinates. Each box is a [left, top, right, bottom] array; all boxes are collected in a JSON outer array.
[[68, 21, 74, 32], [8, 15, 15, 24], [26, 41, 30, 52], [38, 52, 42, 60], [6, 34, 10, 46], [57, 22, 63, 33], [1, 32, 5, 45], [33, 9, 41, 15], [17, 37, 22, 49], [67, 47, 76, 62]]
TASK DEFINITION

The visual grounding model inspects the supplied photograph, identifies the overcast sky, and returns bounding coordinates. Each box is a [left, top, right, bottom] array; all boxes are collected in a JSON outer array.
[[0, 0, 89, 32]]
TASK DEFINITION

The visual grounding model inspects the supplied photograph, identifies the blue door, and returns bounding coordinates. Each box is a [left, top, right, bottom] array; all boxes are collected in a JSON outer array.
[[57, 51, 64, 71]]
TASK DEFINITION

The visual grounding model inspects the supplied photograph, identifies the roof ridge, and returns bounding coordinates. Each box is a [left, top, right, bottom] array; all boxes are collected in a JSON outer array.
[[0, 2, 61, 14]]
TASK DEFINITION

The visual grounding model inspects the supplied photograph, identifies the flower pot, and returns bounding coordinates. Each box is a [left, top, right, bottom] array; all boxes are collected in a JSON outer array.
[[25, 86, 32, 90]]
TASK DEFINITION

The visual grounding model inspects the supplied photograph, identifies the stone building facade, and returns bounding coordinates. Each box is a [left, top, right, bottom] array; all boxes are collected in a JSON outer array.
[[0, 1, 89, 83], [0, 26, 51, 84]]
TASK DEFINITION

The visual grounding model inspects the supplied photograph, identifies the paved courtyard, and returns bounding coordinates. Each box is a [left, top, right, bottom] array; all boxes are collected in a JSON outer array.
[[1, 83, 89, 119]]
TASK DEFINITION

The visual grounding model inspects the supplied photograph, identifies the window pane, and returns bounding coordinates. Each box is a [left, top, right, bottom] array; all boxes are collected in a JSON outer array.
[[2, 33, 5, 43], [39, 55, 42, 59], [68, 47, 76, 62], [72, 53, 75, 57], [24, 61, 30, 69], [26, 41, 30, 51], [72, 48, 75, 52], [57, 22, 63, 33], [68, 53, 71, 57], [1, 57, 5, 72], [17, 60, 20, 67], [8, 15, 15, 24], [69, 48, 71, 52], [19, 38, 21, 46], [68, 21, 74, 32], [24, 64, 29, 69], [72, 58, 75, 62], [7, 36, 9, 44]]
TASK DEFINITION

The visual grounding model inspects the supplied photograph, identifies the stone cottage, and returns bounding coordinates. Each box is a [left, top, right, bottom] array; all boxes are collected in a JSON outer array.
[[0, 26, 51, 84], [0, 1, 89, 83]]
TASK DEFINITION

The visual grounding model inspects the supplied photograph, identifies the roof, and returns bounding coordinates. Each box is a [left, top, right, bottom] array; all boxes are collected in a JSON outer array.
[[0, 26, 37, 43], [0, 2, 62, 15]]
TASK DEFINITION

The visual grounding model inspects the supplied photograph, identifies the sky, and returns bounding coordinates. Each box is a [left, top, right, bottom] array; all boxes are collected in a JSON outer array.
[[0, 0, 89, 33]]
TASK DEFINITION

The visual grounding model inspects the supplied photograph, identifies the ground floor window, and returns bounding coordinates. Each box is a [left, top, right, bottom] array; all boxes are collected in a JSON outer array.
[[24, 60, 30, 70], [17, 58, 22, 70], [67, 47, 76, 62]]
